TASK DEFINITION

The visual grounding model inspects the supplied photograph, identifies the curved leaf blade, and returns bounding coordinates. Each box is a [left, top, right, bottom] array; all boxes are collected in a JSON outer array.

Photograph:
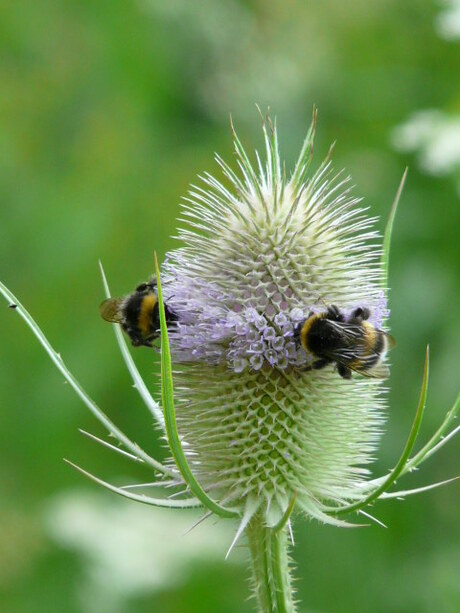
[[64, 460, 202, 508], [381, 168, 408, 289]]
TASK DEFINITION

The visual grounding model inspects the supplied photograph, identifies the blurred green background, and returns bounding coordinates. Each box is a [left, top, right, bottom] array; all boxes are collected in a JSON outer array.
[[1, 1, 459, 611]]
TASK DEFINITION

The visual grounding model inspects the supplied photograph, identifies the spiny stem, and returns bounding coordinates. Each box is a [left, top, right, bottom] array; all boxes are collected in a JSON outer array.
[[247, 513, 296, 613]]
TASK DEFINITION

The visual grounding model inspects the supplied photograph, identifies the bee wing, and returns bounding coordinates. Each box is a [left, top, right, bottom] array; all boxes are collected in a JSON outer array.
[[350, 361, 390, 379], [386, 333, 397, 350], [327, 320, 362, 343], [99, 298, 124, 323], [358, 331, 395, 379], [319, 320, 393, 380], [334, 321, 396, 349], [329, 345, 391, 380], [331, 355, 390, 379]]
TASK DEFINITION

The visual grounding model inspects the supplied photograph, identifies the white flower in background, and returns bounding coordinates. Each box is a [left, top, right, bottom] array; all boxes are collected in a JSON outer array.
[[435, 0, 460, 39], [391, 110, 460, 195], [392, 110, 460, 174], [45, 491, 238, 613]]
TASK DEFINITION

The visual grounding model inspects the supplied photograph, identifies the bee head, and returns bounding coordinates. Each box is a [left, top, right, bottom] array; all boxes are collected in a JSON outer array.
[[135, 280, 156, 295]]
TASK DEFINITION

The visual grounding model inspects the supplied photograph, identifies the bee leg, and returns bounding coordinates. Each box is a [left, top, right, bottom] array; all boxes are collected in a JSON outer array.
[[337, 363, 352, 379], [327, 305, 344, 321], [351, 307, 370, 321], [312, 358, 332, 371], [166, 307, 179, 323]]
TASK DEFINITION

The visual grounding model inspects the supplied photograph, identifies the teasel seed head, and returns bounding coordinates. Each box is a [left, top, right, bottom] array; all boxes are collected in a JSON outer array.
[[161, 111, 389, 526]]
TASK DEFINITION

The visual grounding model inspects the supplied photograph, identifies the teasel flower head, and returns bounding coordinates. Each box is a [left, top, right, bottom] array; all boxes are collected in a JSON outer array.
[[158, 111, 389, 528]]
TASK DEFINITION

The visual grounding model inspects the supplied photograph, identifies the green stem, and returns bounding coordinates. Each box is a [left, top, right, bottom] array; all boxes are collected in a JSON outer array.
[[247, 513, 296, 613]]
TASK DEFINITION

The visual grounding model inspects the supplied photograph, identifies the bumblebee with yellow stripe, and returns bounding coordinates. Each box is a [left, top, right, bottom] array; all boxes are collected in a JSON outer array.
[[99, 280, 176, 347], [295, 305, 396, 379]]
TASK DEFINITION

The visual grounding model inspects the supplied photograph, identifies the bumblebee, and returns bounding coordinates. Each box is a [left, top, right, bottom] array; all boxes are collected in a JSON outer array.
[[295, 305, 396, 379], [99, 280, 176, 347]]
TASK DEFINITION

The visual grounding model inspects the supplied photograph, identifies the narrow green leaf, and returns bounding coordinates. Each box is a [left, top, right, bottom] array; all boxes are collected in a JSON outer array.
[[120, 480, 177, 490], [154, 254, 240, 518], [380, 476, 460, 499], [0, 280, 173, 478], [98, 261, 165, 430], [79, 429, 145, 463], [354, 389, 460, 491], [403, 390, 460, 472], [328, 345, 429, 516], [273, 493, 297, 533], [64, 460, 202, 509], [416, 424, 460, 463], [381, 168, 408, 289], [358, 510, 387, 528]]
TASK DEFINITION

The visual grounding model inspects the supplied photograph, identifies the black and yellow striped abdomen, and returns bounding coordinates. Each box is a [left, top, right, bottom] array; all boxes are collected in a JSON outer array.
[[99, 279, 176, 348], [297, 306, 393, 379]]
